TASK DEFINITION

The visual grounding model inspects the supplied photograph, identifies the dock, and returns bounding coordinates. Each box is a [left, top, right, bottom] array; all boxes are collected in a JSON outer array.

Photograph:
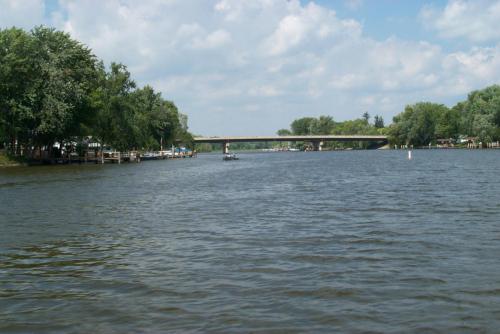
[[29, 149, 196, 165]]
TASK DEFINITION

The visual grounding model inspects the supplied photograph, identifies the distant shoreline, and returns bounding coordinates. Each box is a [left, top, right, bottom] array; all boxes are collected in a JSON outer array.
[[2, 147, 498, 168]]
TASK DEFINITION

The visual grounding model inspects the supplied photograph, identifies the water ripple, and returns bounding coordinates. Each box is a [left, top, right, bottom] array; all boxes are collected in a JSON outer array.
[[1, 150, 500, 332]]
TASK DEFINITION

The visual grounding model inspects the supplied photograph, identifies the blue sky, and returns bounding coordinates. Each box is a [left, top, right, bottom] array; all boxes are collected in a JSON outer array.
[[2, 0, 500, 135]]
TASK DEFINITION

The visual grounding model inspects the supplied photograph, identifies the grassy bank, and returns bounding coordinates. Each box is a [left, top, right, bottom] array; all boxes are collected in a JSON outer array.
[[0, 152, 24, 167]]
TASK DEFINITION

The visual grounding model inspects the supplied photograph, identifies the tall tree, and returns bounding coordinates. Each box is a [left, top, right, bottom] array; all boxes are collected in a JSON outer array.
[[1, 26, 193, 158], [0, 28, 37, 154], [435, 107, 461, 139], [389, 102, 447, 146], [311, 115, 335, 134], [291, 117, 316, 135], [30, 26, 99, 152], [461, 85, 500, 141], [362, 112, 370, 124], [277, 129, 292, 136], [91, 63, 136, 152], [374, 115, 384, 128]]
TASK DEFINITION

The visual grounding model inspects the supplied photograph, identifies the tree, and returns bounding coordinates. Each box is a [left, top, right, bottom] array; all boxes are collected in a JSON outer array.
[[130, 85, 165, 150], [362, 112, 370, 124], [31, 27, 99, 151], [472, 113, 495, 144], [0, 26, 99, 156], [91, 63, 137, 152], [389, 102, 447, 146], [1, 26, 193, 159], [0, 28, 37, 154], [291, 117, 316, 135], [311, 115, 335, 134], [459, 85, 500, 141], [374, 115, 384, 128], [277, 129, 292, 136], [175, 111, 194, 149], [435, 107, 461, 139]]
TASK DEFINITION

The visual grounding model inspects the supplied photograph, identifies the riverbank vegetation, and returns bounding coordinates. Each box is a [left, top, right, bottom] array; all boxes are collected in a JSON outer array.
[[276, 112, 386, 149], [280, 85, 500, 148], [389, 86, 500, 147], [0, 151, 22, 167], [0, 27, 192, 161]]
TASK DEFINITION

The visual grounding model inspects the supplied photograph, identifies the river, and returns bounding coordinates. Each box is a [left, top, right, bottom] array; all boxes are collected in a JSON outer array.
[[1, 150, 500, 333]]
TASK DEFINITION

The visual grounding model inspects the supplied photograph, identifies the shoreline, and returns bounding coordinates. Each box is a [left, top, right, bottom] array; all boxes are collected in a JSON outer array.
[[2, 147, 498, 168], [0, 154, 24, 168]]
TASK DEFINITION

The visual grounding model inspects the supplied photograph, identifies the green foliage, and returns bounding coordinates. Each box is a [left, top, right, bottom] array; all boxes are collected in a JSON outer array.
[[472, 113, 496, 143], [374, 115, 384, 128], [281, 114, 382, 149], [312, 116, 336, 134], [0, 26, 191, 157], [290, 116, 339, 135], [435, 106, 461, 139], [286, 114, 380, 139], [30, 27, 99, 145], [362, 112, 370, 123], [463, 85, 500, 140], [0, 150, 26, 166], [0, 27, 38, 152], [389, 85, 500, 146], [388, 102, 445, 146], [285, 87, 500, 148], [276, 128, 292, 136], [291, 117, 316, 135]]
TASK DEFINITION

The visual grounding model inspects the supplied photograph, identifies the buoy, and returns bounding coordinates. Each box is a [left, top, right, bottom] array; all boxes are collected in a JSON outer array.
[[408, 150, 412, 160]]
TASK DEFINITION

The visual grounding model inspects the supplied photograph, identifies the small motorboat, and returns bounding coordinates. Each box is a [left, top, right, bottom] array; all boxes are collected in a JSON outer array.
[[223, 153, 239, 161], [141, 152, 159, 160]]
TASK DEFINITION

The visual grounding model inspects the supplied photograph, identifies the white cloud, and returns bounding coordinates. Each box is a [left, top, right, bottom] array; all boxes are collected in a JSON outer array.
[[266, 15, 308, 55], [249, 85, 281, 97], [264, 3, 362, 56], [0, 0, 45, 30], [190, 29, 231, 49], [438, 46, 500, 95], [344, 0, 363, 11], [1, 0, 500, 135], [420, 0, 500, 42]]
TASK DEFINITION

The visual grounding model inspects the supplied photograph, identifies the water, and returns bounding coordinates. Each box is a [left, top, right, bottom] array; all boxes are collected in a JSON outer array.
[[1, 150, 500, 333]]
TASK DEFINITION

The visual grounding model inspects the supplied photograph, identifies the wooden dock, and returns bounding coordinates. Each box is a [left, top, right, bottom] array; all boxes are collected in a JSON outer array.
[[29, 150, 196, 165]]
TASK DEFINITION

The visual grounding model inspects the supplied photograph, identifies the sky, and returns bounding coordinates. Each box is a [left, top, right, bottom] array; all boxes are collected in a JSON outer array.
[[1, 0, 500, 135]]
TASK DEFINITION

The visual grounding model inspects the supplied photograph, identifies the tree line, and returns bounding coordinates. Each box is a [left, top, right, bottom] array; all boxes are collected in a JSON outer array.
[[388, 86, 500, 146], [276, 112, 385, 149], [0, 26, 191, 158], [279, 85, 500, 148]]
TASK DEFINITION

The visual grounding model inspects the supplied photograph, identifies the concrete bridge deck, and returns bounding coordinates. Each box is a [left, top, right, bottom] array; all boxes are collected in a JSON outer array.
[[193, 135, 388, 153], [194, 135, 387, 143]]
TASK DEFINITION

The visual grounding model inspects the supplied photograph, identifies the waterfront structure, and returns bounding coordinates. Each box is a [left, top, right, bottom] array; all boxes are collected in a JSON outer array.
[[193, 135, 388, 154]]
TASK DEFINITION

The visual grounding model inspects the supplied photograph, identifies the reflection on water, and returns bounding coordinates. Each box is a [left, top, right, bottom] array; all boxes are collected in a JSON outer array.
[[1, 150, 500, 332]]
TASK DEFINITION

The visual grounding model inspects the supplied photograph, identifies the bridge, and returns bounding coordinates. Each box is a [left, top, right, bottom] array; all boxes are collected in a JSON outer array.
[[193, 135, 388, 153]]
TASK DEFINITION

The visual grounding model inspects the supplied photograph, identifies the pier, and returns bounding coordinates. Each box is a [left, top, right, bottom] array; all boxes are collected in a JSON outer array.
[[29, 150, 195, 165]]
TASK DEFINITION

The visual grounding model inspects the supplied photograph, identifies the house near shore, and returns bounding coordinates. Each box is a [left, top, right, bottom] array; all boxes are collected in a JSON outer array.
[[436, 138, 455, 148]]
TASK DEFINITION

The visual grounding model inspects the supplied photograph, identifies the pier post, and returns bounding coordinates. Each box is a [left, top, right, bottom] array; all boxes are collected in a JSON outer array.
[[312, 141, 323, 151], [223, 142, 229, 154]]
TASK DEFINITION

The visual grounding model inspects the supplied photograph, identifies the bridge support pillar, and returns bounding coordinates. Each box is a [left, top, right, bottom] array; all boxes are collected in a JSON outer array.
[[222, 141, 230, 154], [312, 141, 324, 151]]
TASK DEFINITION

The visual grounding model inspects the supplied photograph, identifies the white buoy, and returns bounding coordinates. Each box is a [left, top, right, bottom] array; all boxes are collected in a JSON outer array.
[[408, 150, 412, 160]]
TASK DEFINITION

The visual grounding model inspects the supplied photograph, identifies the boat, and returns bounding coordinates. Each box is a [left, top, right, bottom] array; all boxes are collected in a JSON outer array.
[[141, 152, 160, 160], [223, 153, 239, 161]]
